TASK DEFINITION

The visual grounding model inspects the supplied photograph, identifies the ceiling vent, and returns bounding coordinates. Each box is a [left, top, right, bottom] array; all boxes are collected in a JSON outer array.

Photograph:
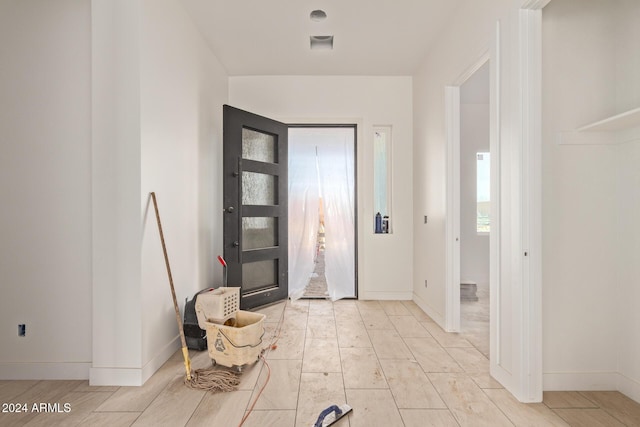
[[310, 35, 334, 50]]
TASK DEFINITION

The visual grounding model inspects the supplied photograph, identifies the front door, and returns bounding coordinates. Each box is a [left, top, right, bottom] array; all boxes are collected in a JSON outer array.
[[223, 105, 288, 309]]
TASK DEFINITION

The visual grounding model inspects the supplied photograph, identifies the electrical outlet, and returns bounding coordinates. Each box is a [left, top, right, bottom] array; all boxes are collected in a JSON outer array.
[[424, 279, 428, 288], [18, 324, 26, 337]]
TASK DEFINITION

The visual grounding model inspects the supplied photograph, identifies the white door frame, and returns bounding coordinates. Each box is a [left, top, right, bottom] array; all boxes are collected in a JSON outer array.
[[444, 52, 490, 334], [444, 85, 461, 333], [444, 0, 549, 402]]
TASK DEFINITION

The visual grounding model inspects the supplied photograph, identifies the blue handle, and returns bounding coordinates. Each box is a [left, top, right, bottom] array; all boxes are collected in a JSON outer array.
[[314, 405, 342, 427]]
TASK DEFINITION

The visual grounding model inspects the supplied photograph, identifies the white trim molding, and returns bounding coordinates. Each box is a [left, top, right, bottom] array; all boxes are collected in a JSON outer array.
[[544, 372, 640, 404], [444, 85, 461, 333], [413, 291, 445, 326], [557, 107, 640, 145], [514, 4, 544, 404], [90, 367, 144, 387], [90, 336, 180, 386], [617, 373, 640, 404], [360, 291, 413, 301], [543, 372, 619, 392], [489, 19, 502, 371], [521, 0, 552, 10], [0, 362, 91, 381]]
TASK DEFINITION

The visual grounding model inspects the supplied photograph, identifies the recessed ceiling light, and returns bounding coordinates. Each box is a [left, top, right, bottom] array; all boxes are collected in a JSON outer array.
[[310, 35, 333, 50], [310, 10, 327, 22]]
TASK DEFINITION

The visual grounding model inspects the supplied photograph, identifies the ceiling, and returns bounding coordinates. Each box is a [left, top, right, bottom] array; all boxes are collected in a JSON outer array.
[[181, 0, 464, 76]]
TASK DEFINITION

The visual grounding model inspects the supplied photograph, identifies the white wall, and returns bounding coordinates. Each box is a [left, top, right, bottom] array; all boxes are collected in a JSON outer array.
[[139, 0, 228, 375], [615, 0, 640, 402], [541, 0, 618, 390], [542, 0, 640, 402], [0, 0, 227, 384], [91, 0, 144, 384], [412, 0, 509, 326], [0, 0, 92, 379], [617, 140, 640, 402], [90, 0, 228, 385], [460, 65, 490, 285], [229, 76, 414, 300]]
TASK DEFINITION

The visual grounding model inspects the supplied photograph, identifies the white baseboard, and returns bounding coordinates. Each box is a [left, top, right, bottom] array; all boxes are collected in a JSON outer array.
[[543, 371, 640, 404], [0, 337, 181, 385], [359, 291, 413, 300], [90, 336, 180, 386], [90, 367, 144, 386], [543, 371, 618, 391], [0, 362, 91, 380], [412, 291, 445, 327], [141, 336, 180, 384], [617, 372, 640, 404]]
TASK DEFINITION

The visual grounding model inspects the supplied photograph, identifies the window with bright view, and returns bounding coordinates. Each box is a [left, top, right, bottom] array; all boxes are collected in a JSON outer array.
[[477, 152, 490, 233], [373, 126, 392, 233]]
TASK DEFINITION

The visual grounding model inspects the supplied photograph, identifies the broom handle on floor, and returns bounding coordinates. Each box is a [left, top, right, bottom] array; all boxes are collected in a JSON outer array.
[[150, 192, 192, 381]]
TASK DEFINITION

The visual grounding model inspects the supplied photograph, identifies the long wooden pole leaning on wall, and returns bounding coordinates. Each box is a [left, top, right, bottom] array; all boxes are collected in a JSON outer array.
[[150, 192, 192, 381]]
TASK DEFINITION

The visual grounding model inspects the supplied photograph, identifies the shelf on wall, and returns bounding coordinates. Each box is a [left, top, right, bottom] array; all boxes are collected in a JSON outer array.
[[557, 106, 640, 145]]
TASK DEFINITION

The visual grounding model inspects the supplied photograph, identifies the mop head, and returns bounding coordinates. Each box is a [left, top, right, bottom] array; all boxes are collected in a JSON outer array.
[[312, 404, 352, 427], [184, 367, 241, 393]]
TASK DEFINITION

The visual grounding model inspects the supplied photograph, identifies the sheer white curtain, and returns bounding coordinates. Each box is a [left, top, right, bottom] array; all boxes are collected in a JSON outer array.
[[316, 131, 355, 300], [288, 135, 320, 300], [288, 127, 355, 301]]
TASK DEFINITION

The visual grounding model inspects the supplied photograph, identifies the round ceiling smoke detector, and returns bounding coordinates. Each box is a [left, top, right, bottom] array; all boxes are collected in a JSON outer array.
[[310, 10, 327, 22]]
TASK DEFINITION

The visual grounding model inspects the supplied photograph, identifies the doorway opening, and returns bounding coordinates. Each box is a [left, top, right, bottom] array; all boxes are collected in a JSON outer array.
[[459, 61, 490, 357], [287, 125, 357, 300]]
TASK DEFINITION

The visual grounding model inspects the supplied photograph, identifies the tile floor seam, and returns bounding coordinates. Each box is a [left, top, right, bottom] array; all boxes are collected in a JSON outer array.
[[293, 301, 309, 426], [576, 391, 601, 408], [580, 397, 633, 427], [479, 387, 517, 426], [6, 380, 42, 401], [181, 391, 208, 427], [133, 376, 200, 427], [392, 305, 459, 425], [334, 301, 354, 426], [76, 405, 142, 427], [550, 408, 569, 425], [239, 302, 286, 423], [400, 311, 460, 426], [332, 300, 351, 425], [358, 304, 391, 392]]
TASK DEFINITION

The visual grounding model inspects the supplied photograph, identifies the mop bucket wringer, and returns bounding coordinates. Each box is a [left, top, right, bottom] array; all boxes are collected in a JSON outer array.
[[194, 287, 265, 371]]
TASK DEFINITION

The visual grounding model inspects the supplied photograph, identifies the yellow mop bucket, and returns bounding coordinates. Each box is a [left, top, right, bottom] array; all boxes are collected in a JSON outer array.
[[195, 288, 265, 370]]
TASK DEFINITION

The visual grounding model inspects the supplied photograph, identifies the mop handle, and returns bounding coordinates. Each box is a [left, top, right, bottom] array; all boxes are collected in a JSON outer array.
[[150, 192, 192, 381]]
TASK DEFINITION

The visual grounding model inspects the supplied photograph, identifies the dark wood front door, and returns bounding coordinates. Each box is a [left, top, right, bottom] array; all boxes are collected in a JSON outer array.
[[223, 105, 288, 309]]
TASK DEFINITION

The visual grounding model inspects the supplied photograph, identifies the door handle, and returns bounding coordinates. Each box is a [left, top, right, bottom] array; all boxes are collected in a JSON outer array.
[[232, 241, 239, 247], [226, 206, 235, 213]]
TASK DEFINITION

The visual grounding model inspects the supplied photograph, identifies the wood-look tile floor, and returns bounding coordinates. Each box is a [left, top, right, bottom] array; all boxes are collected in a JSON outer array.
[[2, 299, 640, 426]]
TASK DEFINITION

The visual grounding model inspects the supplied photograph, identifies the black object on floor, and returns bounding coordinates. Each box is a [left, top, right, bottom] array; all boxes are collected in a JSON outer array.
[[183, 288, 213, 351]]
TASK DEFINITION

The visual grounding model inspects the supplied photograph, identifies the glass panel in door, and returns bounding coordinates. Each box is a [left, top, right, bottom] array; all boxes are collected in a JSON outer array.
[[242, 128, 277, 163]]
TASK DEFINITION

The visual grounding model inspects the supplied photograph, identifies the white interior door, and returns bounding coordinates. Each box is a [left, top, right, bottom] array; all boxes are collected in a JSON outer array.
[[444, 4, 545, 403]]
